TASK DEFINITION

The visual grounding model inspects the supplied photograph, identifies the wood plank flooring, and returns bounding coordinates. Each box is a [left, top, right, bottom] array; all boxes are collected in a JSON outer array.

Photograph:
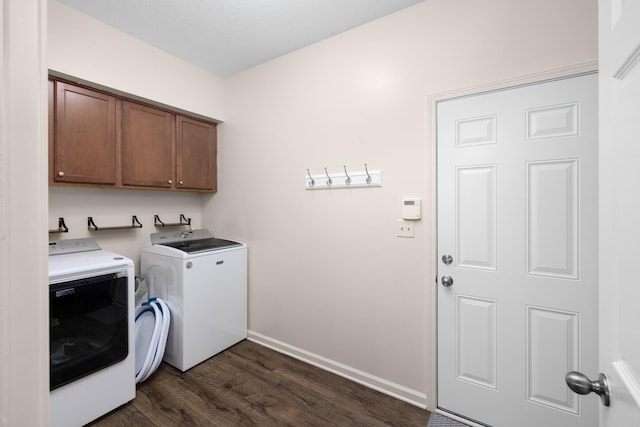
[[89, 340, 431, 426]]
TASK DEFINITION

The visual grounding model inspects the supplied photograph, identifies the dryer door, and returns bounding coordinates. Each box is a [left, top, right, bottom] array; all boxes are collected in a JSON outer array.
[[49, 273, 129, 390]]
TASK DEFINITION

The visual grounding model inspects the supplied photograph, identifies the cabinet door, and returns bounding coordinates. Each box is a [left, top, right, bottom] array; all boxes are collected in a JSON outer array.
[[54, 82, 116, 184], [176, 116, 217, 191], [122, 101, 174, 188], [48, 80, 54, 184]]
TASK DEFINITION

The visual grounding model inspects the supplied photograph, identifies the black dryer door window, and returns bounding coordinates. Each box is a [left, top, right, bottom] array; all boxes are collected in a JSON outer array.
[[49, 273, 128, 390]]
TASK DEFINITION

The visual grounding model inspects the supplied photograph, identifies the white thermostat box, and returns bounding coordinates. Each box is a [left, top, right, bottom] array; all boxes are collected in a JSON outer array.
[[402, 198, 421, 220]]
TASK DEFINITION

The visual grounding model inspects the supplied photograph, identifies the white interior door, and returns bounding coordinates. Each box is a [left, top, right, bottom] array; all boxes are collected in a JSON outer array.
[[598, 0, 640, 425], [437, 73, 598, 427]]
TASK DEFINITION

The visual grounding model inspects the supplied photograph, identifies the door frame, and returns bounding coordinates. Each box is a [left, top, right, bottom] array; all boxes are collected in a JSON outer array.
[[425, 60, 599, 414], [0, 0, 49, 425]]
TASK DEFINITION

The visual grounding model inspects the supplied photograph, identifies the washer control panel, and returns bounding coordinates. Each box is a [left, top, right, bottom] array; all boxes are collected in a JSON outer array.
[[150, 228, 214, 245], [49, 238, 101, 256]]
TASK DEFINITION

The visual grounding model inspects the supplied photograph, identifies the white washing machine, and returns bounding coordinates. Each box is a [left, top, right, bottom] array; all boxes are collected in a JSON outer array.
[[48, 238, 135, 427], [140, 229, 247, 372]]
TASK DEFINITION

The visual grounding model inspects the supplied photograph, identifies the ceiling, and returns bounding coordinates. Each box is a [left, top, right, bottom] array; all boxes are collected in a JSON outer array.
[[58, 0, 425, 78]]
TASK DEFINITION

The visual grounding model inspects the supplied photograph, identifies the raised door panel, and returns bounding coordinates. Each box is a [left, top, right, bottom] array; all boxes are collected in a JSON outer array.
[[526, 160, 578, 279], [526, 306, 579, 413], [121, 101, 174, 188], [54, 82, 116, 184], [176, 116, 217, 191], [456, 295, 497, 388], [456, 165, 497, 270]]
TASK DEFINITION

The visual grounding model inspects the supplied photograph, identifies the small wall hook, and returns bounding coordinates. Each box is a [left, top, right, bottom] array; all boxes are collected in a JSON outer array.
[[364, 163, 372, 184], [324, 167, 333, 186], [307, 169, 315, 187], [343, 165, 351, 185]]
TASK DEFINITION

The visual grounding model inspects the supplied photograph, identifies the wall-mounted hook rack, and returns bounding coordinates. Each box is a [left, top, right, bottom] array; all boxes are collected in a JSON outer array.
[[49, 217, 69, 234], [154, 214, 192, 228], [88, 215, 143, 231], [305, 165, 382, 190]]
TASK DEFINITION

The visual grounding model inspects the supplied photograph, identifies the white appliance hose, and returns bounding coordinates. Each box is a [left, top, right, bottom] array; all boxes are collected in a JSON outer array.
[[134, 297, 171, 383]]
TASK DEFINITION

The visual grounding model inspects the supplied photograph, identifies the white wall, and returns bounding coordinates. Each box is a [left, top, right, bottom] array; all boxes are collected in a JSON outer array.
[[48, 0, 225, 121], [48, 0, 227, 267], [205, 0, 598, 406]]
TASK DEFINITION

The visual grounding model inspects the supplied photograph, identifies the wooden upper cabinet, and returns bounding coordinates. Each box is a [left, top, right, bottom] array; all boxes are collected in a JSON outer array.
[[54, 82, 116, 184], [122, 101, 175, 188], [48, 78, 218, 192], [176, 116, 217, 191]]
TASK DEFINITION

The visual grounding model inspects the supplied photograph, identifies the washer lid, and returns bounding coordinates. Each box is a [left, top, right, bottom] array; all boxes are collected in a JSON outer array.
[[150, 229, 242, 254], [160, 237, 242, 254], [49, 249, 133, 279]]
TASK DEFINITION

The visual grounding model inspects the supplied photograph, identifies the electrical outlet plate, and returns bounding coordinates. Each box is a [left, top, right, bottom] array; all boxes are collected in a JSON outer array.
[[397, 219, 414, 238]]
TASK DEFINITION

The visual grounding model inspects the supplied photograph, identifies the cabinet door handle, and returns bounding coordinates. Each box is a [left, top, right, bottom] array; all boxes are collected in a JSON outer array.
[[167, 179, 172, 184], [179, 180, 184, 185], [58, 171, 65, 177]]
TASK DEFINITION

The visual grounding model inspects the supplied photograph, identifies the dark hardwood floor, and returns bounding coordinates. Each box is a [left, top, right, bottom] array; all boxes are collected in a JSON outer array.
[[89, 340, 431, 426]]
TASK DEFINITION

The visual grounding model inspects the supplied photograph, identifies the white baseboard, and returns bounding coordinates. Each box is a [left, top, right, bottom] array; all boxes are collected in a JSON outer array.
[[247, 330, 427, 409]]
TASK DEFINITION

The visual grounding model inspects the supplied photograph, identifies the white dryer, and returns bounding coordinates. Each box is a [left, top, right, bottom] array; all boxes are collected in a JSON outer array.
[[48, 238, 135, 427], [140, 229, 247, 372]]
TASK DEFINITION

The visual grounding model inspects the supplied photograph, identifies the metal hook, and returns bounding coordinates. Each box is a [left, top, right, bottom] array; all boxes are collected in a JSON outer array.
[[306, 169, 315, 187], [343, 165, 351, 185], [324, 167, 333, 186], [364, 163, 372, 184]]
